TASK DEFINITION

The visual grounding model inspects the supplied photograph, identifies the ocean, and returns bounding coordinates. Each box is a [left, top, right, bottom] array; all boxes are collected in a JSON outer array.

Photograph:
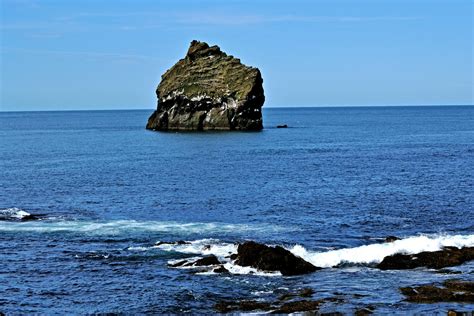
[[1, 106, 473, 314]]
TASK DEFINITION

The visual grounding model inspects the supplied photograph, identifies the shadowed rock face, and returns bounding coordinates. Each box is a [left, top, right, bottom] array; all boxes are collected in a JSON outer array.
[[146, 40, 264, 131], [236, 241, 320, 275]]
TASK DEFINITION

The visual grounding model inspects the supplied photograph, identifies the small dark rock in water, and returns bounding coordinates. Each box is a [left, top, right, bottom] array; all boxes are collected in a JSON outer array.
[[168, 260, 187, 268], [444, 279, 474, 292], [435, 269, 462, 275], [191, 255, 221, 266], [156, 240, 189, 246], [236, 241, 320, 275], [384, 236, 400, 243], [213, 265, 229, 273], [279, 287, 315, 301], [377, 247, 474, 270], [355, 306, 375, 315], [20, 214, 41, 221], [271, 300, 322, 314], [277, 124, 288, 128], [146, 40, 264, 131], [215, 300, 272, 313], [400, 279, 474, 303]]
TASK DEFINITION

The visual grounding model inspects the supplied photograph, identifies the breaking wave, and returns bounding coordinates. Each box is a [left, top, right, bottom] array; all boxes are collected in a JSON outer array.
[[156, 234, 474, 275], [291, 234, 474, 268], [157, 239, 281, 276], [0, 207, 32, 220]]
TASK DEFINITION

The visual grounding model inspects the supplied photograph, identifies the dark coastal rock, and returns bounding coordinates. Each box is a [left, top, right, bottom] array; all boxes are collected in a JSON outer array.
[[235, 241, 320, 275], [400, 279, 474, 303], [213, 265, 229, 273], [169, 255, 221, 268], [146, 40, 264, 131], [193, 255, 221, 266], [384, 236, 400, 243], [377, 246, 474, 270]]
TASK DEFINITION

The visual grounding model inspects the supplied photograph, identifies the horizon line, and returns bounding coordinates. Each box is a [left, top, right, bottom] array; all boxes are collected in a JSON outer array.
[[1, 104, 473, 113]]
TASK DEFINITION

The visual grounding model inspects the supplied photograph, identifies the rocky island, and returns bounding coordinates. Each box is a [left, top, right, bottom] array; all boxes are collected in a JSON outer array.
[[146, 40, 265, 131]]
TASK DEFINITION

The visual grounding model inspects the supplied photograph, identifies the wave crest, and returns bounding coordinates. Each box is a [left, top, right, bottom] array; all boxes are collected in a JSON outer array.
[[0, 207, 32, 220]]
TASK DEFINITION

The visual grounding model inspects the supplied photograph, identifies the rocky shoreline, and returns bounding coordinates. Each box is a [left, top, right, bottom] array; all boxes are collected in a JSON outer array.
[[156, 239, 474, 313]]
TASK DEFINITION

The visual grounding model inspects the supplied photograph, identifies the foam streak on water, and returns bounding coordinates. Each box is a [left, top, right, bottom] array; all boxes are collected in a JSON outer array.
[[0, 218, 284, 235]]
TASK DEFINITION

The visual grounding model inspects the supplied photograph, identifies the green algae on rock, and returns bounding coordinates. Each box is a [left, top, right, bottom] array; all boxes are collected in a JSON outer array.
[[146, 40, 265, 131]]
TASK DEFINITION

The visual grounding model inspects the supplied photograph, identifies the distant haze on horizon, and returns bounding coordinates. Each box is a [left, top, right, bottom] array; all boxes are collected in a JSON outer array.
[[1, 0, 472, 111]]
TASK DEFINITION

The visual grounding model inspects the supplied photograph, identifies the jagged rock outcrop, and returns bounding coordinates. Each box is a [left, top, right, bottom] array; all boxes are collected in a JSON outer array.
[[146, 40, 264, 131], [235, 241, 320, 275]]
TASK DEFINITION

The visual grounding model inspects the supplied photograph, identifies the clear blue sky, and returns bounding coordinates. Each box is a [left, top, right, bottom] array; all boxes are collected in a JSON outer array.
[[1, 0, 472, 111]]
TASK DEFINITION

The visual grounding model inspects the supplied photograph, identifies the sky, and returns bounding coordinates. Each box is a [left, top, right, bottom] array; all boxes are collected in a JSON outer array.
[[0, 0, 472, 111]]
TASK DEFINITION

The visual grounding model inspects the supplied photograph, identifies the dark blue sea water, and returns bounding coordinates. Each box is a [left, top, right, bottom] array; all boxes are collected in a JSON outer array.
[[1, 106, 473, 314]]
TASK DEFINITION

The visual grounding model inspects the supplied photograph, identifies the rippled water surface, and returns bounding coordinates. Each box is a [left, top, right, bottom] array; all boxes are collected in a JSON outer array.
[[1, 107, 473, 314]]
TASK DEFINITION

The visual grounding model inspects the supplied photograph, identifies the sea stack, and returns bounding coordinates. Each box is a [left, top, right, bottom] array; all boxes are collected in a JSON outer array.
[[146, 40, 264, 131]]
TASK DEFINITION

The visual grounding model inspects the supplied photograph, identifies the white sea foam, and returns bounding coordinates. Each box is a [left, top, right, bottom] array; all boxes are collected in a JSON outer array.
[[127, 246, 150, 251], [0, 207, 31, 220], [289, 234, 474, 268], [154, 239, 237, 258], [0, 220, 282, 235], [223, 262, 281, 276]]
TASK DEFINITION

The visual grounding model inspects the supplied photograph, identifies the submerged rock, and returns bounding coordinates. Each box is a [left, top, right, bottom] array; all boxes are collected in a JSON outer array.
[[355, 306, 375, 315], [235, 241, 320, 275], [146, 40, 264, 131], [155, 240, 189, 246], [214, 299, 324, 314], [377, 247, 474, 270], [271, 300, 323, 314], [279, 288, 315, 301], [214, 300, 272, 313], [400, 279, 474, 303]]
